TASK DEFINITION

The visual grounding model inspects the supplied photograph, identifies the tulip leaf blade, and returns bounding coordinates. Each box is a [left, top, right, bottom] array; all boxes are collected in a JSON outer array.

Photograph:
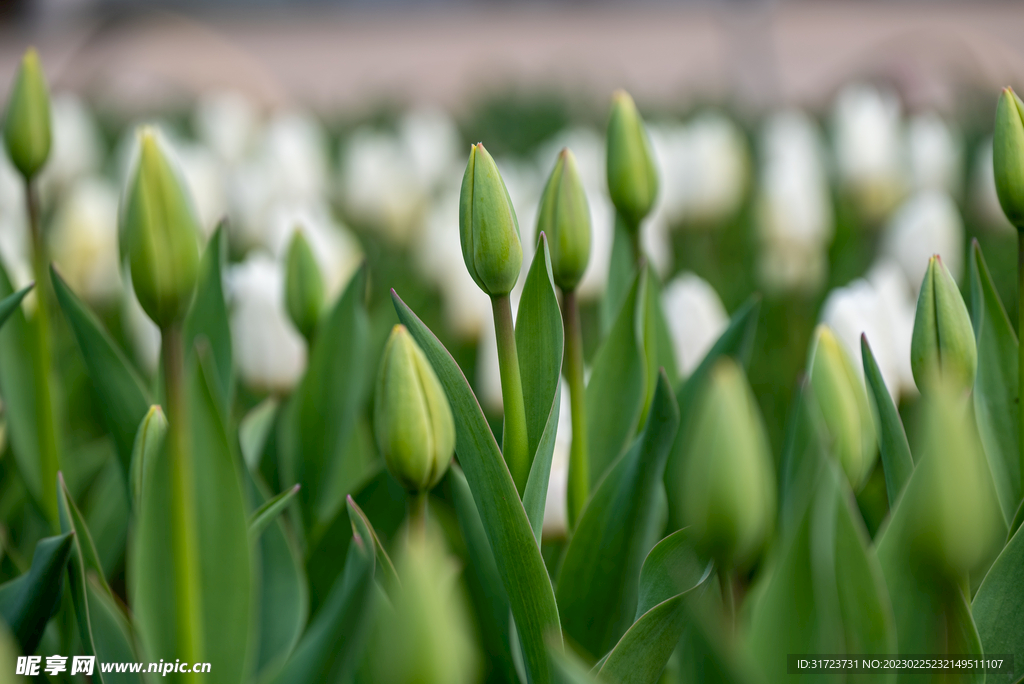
[[586, 268, 647, 488], [128, 405, 166, 514], [0, 282, 31, 330], [393, 290, 561, 684], [597, 529, 714, 684], [557, 371, 680, 660], [973, 522, 1024, 684], [184, 222, 233, 409], [517, 233, 564, 541], [346, 495, 399, 589], [58, 473, 142, 682], [969, 239, 1022, 522], [0, 532, 74, 655], [249, 484, 301, 541], [860, 335, 914, 508]]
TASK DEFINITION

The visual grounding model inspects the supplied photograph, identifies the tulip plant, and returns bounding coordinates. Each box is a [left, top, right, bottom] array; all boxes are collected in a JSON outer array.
[[0, 46, 1023, 684]]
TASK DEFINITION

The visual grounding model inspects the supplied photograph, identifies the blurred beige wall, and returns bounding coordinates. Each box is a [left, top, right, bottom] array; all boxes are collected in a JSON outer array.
[[1, 2, 1023, 114]]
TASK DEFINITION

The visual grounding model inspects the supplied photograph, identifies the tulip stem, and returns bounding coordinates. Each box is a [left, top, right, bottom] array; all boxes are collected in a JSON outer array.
[[161, 323, 203, 673], [562, 289, 589, 528], [718, 566, 735, 633], [25, 180, 59, 527], [491, 294, 530, 495], [1019, 230, 1024, 497], [408, 492, 429, 539], [627, 221, 642, 267]]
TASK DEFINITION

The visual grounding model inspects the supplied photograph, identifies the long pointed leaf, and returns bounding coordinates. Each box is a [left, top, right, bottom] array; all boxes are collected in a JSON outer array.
[[249, 485, 302, 541], [346, 495, 399, 589], [973, 523, 1024, 684], [393, 290, 561, 684], [557, 372, 680, 659], [184, 223, 233, 409], [0, 532, 74, 654], [861, 335, 913, 508], [128, 406, 166, 513], [0, 283, 31, 330]]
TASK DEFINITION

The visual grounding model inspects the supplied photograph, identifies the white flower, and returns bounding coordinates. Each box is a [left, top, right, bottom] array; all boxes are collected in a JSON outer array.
[[39, 93, 104, 198], [0, 149, 31, 295], [971, 136, 1015, 233], [48, 177, 121, 305], [880, 189, 964, 292], [756, 110, 833, 294], [475, 322, 502, 414], [175, 143, 226, 238], [907, 112, 962, 195], [399, 107, 461, 192], [660, 272, 728, 377], [194, 90, 258, 165], [543, 378, 572, 539], [833, 83, 906, 218], [226, 254, 307, 393]]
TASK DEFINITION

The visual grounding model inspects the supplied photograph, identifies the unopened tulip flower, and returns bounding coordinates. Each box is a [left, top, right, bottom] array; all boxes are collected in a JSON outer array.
[[606, 90, 659, 231], [678, 357, 775, 569], [537, 148, 591, 291], [808, 325, 878, 490], [120, 127, 200, 328], [3, 48, 51, 180], [459, 143, 523, 297], [910, 255, 976, 394], [993, 87, 1024, 229], [284, 229, 324, 341], [374, 325, 456, 494]]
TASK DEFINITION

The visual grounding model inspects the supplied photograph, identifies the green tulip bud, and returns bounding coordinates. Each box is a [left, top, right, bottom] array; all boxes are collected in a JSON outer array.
[[120, 127, 201, 328], [679, 357, 775, 568], [910, 255, 976, 394], [284, 229, 324, 341], [3, 48, 51, 180], [371, 526, 479, 684], [808, 325, 877, 490], [993, 87, 1024, 229], [374, 325, 456, 493], [606, 90, 659, 228], [459, 143, 522, 297], [537, 147, 592, 291]]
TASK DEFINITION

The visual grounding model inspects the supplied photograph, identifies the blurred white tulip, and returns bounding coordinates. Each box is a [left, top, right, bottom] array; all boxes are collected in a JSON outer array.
[[226, 254, 308, 393], [194, 90, 259, 165], [756, 110, 834, 294], [48, 177, 121, 304], [907, 112, 962, 196], [122, 269, 161, 377], [660, 272, 728, 377], [475, 322, 502, 414], [881, 189, 964, 292], [543, 378, 572, 539], [399, 107, 461, 192], [0, 150, 31, 295], [176, 143, 226, 238], [39, 94, 104, 200], [833, 83, 907, 219], [971, 136, 1015, 233]]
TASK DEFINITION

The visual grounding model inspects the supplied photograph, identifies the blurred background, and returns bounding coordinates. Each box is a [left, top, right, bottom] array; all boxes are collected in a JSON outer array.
[[2, 0, 1024, 535]]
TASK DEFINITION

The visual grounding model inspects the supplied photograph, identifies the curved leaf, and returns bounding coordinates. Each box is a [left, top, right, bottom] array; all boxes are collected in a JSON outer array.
[[586, 269, 647, 488], [557, 372, 680, 660], [52, 267, 150, 479], [250, 485, 302, 541], [970, 240, 1022, 522], [518, 234, 564, 541], [0, 283, 31, 330], [597, 529, 713, 684], [861, 335, 914, 508], [184, 223, 233, 408], [973, 523, 1024, 684], [0, 532, 74, 654], [128, 406, 166, 513], [393, 290, 561, 684], [346, 495, 399, 589]]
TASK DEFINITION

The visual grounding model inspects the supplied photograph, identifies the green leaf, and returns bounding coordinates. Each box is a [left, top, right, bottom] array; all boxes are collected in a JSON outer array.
[[240, 398, 278, 472], [0, 283, 31, 330], [973, 523, 1024, 684], [393, 290, 561, 684], [860, 335, 914, 508], [665, 296, 760, 531], [128, 405, 166, 513], [597, 529, 714, 684], [777, 378, 830, 538], [283, 264, 370, 533], [586, 269, 647, 487], [648, 274, 679, 388], [970, 239, 1022, 522], [517, 234, 564, 541], [551, 644, 602, 684], [600, 214, 635, 337], [184, 223, 233, 408], [346, 495, 399, 589], [0, 532, 74, 654], [557, 372, 680, 659], [271, 531, 375, 684], [57, 473, 142, 683], [250, 484, 302, 541], [132, 351, 251, 683], [52, 266, 150, 479]]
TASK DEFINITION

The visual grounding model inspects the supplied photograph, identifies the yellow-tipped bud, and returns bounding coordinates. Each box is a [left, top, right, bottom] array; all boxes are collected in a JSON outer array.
[[537, 148, 592, 291], [3, 48, 52, 180], [284, 229, 324, 341], [606, 90, 659, 228], [910, 255, 976, 394], [993, 87, 1024, 229]]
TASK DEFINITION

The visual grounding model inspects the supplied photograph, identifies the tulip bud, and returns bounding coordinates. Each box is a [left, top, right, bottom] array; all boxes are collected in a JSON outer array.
[[910, 255, 976, 393], [3, 48, 51, 180], [120, 127, 200, 328], [679, 358, 775, 568], [808, 325, 877, 490], [284, 229, 324, 341], [374, 325, 456, 493], [537, 148, 592, 291], [993, 87, 1024, 229], [459, 143, 522, 297], [606, 90, 659, 228], [371, 526, 479, 684]]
